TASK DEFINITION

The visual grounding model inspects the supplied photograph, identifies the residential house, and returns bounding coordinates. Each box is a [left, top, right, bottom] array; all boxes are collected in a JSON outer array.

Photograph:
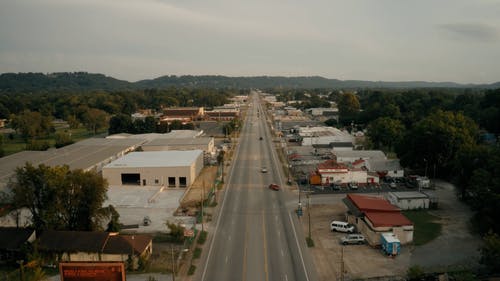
[[38, 230, 152, 270]]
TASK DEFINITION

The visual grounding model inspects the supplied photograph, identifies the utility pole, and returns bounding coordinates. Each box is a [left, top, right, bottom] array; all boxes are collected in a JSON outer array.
[[201, 181, 205, 232], [171, 245, 176, 281], [307, 194, 311, 239]]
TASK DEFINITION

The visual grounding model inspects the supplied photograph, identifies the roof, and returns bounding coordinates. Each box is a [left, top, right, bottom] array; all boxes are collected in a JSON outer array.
[[366, 159, 402, 172], [317, 160, 348, 170], [347, 194, 400, 212], [104, 234, 152, 255], [104, 150, 203, 168], [0, 227, 35, 250], [389, 192, 429, 200], [38, 231, 152, 255], [0, 138, 146, 191], [143, 137, 212, 147], [163, 108, 203, 117], [365, 212, 413, 227], [38, 230, 109, 253], [333, 150, 387, 160]]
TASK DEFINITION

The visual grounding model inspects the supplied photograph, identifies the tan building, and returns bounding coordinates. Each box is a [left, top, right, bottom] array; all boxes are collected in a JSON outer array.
[[102, 150, 204, 188], [141, 137, 215, 154]]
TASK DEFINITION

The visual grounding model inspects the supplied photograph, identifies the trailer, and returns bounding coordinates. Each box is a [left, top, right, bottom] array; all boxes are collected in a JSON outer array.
[[381, 233, 401, 257]]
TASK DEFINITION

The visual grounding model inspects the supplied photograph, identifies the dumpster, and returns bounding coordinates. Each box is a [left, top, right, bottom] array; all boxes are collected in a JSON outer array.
[[381, 233, 400, 257]]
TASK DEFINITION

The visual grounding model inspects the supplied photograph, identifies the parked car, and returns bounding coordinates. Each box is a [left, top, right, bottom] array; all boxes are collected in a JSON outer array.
[[330, 221, 355, 233], [340, 234, 366, 245], [268, 183, 280, 191], [259, 136, 263, 140], [389, 182, 397, 188], [261, 167, 268, 173], [348, 182, 358, 190]]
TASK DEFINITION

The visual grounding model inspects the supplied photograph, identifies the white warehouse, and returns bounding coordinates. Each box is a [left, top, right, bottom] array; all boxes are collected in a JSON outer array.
[[102, 150, 204, 188]]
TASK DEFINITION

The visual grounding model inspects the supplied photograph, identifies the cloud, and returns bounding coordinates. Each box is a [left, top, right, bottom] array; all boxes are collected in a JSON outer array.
[[438, 23, 499, 42]]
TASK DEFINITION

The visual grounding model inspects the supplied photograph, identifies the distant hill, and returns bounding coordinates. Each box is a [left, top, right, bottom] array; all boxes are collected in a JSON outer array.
[[1, 72, 498, 93], [0, 72, 132, 93]]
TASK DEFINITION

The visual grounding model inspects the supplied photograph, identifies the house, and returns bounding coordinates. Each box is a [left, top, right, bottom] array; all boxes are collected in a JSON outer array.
[[366, 159, 404, 178], [343, 194, 414, 246], [0, 227, 36, 264], [38, 230, 152, 269]]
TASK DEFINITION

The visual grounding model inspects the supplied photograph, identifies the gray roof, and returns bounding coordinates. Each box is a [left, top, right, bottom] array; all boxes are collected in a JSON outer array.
[[0, 138, 146, 190], [104, 150, 203, 168], [389, 192, 428, 200], [333, 150, 387, 160], [366, 159, 402, 172], [143, 137, 212, 147]]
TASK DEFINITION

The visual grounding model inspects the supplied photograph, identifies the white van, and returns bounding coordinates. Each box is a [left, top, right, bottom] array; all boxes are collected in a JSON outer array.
[[330, 221, 355, 233]]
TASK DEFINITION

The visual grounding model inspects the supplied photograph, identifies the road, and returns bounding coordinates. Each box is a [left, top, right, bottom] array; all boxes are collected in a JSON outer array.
[[198, 92, 317, 281]]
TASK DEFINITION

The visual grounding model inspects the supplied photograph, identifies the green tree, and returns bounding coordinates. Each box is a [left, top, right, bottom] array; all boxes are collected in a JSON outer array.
[[83, 108, 108, 135], [397, 110, 478, 176], [109, 114, 133, 134], [8, 163, 109, 232], [10, 110, 53, 141], [337, 93, 360, 126], [67, 115, 80, 129], [480, 232, 500, 274], [366, 117, 404, 150], [54, 131, 74, 148]]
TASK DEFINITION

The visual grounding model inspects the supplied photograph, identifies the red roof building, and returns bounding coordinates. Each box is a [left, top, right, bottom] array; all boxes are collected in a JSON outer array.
[[343, 194, 414, 245]]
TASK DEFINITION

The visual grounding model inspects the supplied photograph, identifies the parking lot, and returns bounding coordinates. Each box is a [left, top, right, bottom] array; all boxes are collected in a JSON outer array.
[[299, 180, 481, 280]]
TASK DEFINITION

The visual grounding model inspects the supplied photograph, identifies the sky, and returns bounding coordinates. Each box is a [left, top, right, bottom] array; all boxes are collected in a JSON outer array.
[[1, 0, 500, 83]]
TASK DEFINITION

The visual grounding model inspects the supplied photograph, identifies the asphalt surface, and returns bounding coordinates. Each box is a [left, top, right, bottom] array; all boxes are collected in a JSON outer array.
[[198, 92, 317, 281]]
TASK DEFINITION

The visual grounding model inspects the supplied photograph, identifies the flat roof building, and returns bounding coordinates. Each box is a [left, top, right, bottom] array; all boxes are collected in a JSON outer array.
[[102, 150, 204, 188]]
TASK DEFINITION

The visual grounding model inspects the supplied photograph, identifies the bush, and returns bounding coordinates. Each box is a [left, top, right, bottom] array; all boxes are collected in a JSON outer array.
[[26, 140, 50, 151], [188, 265, 196, 276], [198, 230, 208, 245], [193, 247, 202, 259], [407, 265, 425, 280]]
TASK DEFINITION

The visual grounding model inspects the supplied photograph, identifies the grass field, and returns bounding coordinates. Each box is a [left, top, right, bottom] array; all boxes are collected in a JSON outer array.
[[1, 127, 107, 156], [403, 210, 442, 246]]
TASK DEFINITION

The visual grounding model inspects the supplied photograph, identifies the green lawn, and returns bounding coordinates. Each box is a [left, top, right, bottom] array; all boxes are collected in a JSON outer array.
[[403, 210, 442, 246], [1, 127, 107, 156]]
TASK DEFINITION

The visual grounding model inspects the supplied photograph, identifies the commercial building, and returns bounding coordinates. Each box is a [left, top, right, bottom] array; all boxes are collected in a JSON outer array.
[[102, 150, 204, 188], [387, 192, 430, 210]]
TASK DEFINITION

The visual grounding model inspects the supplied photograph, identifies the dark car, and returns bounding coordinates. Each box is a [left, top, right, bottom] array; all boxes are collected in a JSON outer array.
[[268, 183, 280, 191], [259, 136, 263, 140]]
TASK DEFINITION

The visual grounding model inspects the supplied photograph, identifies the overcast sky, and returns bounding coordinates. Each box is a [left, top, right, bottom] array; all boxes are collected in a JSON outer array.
[[1, 0, 500, 83]]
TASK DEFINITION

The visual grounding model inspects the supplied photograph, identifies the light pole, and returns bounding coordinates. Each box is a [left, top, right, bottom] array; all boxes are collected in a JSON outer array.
[[307, 194, 311, 239]]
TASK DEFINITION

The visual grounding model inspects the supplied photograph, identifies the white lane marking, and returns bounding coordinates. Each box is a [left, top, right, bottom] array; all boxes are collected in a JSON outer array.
[[281, 249, 284, 257], [275, 215, 278, 221], [285, 274, 288, 281], [278, 230, 281, 237], [226, 256, 228, 264], [289, 212, 310, 281], [229, 235, 231, 241]]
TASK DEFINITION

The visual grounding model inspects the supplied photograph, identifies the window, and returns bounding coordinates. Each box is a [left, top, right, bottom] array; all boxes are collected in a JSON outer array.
[[179, 177, 187, 187], [168, 177, 176, 187]]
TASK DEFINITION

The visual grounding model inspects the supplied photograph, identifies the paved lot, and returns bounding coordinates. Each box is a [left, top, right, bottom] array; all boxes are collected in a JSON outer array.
[[106, 186, 195, 233], [300, 180, 481, 280]]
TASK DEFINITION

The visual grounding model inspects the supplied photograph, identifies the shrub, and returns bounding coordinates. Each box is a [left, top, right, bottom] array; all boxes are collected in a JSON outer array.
[[193, 247, 202, 259], [306, 237, 315, 247], [188, 265, 196, 276], [197, 230, 208, 245]]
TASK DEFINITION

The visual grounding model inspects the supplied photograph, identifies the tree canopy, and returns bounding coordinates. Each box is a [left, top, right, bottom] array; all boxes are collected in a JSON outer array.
[[7, 163, 110, 232]]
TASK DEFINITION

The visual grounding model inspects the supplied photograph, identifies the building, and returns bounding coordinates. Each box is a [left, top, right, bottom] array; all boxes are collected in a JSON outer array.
[[343, 194, 414, 246], [141, 137, 215, 154], [298, 126, 354, 146], [161, 107, 204, 123], [38, 230, 152, 269], [387, 192, 430, 210], [366, 159, 404, 178], [309, 160, 367, 185], [0, 227, 36, 264], [333, 150, 387, 163], [102, 150, 204, 188]]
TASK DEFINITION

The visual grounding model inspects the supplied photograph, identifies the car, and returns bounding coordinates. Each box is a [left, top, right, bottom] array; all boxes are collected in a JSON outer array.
[[261, 167, 268, 173], [340, 234, 366, 245], [268, 183, 280, 191], [329, 184, 341, 190], [389, 182, 397, 188], [330, 221, 355, 233], [259, 136, 263, 140], [348, 182, 358, 190]]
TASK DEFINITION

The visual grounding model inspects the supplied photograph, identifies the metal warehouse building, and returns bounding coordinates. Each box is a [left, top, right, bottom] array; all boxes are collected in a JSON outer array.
[[102, 150, 204, 188]]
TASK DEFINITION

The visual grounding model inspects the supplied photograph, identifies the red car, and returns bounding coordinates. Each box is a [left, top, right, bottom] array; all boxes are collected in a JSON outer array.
[[268, 183, 280, 191]]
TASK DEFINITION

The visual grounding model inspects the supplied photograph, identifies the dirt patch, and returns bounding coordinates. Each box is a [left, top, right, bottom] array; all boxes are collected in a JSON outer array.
[[301, 201, 410, 281], [179, 166, 218, 211]]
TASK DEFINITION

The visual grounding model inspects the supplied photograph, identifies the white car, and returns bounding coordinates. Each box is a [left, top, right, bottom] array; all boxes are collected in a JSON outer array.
[[340, 234, 366, 245], [261, 167, 268, 173]]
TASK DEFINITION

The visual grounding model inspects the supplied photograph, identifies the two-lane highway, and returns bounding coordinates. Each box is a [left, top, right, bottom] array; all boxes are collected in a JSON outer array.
[[199, 91, 316, 281]]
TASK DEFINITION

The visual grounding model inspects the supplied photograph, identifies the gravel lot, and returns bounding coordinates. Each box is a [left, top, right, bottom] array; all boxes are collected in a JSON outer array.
[[300, 180, 481, 280]]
